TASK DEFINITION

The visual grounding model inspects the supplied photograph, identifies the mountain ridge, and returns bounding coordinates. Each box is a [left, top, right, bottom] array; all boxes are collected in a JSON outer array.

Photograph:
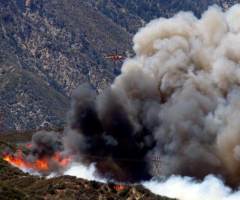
[[0, 0, 239, 131]]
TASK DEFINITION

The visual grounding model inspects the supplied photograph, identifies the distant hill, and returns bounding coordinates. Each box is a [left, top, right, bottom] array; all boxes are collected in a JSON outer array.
[[0, 0, 238, 131], [87, 0, 239, 33], [0, 0, 131, 131]]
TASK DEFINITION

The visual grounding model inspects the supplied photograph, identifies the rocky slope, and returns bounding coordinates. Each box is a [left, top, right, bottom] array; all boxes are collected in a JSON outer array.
[[87, 0, 239, 33], [0, 0, 131, 131], [0, 0, 239, 131]]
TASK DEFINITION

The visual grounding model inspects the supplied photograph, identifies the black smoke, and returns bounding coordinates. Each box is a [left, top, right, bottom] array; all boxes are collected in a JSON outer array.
[[66, 84, 155, 182]]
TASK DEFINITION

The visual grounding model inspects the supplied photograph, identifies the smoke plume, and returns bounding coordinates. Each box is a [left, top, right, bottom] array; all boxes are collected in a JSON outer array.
[[15, 4, 240, 193], [143, 175, 240, 200], [59, 4, 240, 187], [30, 131, 63, 159]]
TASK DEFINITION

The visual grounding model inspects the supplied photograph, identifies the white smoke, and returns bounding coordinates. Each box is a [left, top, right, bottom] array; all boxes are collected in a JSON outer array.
[[60, 162, 240, 200], [64, 162, 106, 183], [143, 175, 240, 200]]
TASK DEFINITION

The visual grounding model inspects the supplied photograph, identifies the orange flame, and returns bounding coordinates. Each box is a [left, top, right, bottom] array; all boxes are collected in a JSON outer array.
[[114, 185, 128, 192], [25, 143, 33, 149], [53, 152, 72, 168], [3, 146, 72, 173]]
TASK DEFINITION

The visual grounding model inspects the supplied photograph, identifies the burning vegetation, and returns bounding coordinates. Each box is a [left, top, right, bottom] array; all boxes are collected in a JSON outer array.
[[0, 153, 170, 200], [3, 149, 71, 174], [4, 5, 240, 198], [2, 131, 72, 175]]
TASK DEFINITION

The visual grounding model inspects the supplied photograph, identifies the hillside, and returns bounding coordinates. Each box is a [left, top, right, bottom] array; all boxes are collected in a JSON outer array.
[[0, 0, 131, 131], [0, 0, 239, 131], [87, 0, 239, 33], [0, 135, 175, 200], [0, 159, 175, 200]]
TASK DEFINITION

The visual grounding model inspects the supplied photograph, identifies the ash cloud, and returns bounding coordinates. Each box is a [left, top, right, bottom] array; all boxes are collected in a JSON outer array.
[[65, 84, 154, 181], [29, 4, 240, 187]]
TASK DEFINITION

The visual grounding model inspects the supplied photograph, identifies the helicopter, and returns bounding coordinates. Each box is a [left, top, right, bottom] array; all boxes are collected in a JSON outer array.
[[104, 49, 126, 62]]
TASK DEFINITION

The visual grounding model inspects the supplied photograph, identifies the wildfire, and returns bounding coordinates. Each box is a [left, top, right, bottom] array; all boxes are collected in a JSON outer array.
[[3, 145, 72, 173], [113, 184, 128, 192], [52, 152, 72, 168], [25, 143, 32, 149]]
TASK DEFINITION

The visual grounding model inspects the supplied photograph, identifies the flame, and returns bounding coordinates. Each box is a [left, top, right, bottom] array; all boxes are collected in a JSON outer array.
[[53, 152, 72, 168], [2, 145, 72, 173], [114, 184, 128, 192], [25, 143, 32, 149]]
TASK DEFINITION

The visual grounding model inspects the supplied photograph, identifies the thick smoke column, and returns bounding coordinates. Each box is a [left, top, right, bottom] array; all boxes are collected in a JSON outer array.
[[62, 4, 240, 186], [65, 84, 155, 181], [64, 4, 240, 186]]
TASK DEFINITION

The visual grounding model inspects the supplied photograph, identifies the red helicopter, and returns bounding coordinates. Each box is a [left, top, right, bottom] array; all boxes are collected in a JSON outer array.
[[104, 49, 126, 62]]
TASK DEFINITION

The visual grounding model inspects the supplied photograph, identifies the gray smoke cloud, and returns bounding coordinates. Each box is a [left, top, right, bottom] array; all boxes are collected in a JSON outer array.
[[26, 4, 240, 187], [63, 4, 240, 186], [30, 131, 63, 159]]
